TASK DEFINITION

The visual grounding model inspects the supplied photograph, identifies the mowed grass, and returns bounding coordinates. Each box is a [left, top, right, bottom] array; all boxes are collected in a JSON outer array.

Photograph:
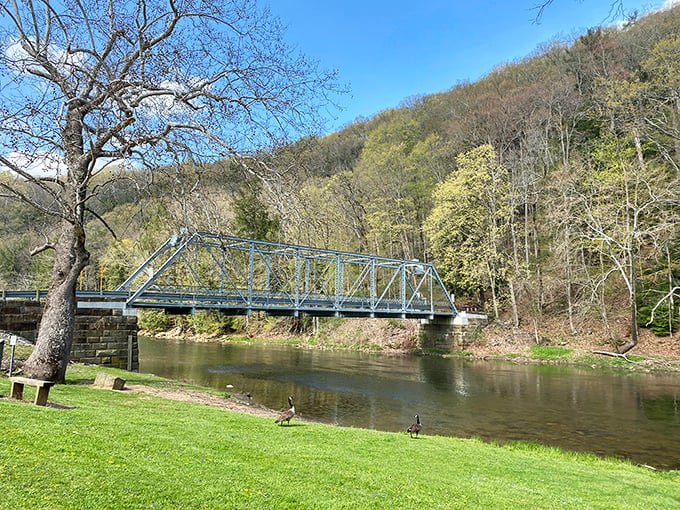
[[1, 365, 678, 510]]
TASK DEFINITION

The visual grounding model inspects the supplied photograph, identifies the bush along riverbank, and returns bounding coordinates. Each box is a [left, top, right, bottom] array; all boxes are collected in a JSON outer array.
[[1, 364, 678, 509]]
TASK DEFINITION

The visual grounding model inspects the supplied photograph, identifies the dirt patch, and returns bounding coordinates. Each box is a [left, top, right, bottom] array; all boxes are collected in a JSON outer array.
[[124, 384, 307, 422]]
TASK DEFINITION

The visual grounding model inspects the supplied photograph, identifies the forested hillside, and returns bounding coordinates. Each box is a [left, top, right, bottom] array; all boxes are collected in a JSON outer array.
[[2, 5, 679, 352]]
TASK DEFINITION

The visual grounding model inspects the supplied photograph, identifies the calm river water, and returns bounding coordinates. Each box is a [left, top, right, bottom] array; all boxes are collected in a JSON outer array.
[[138, 337, 680, 469]]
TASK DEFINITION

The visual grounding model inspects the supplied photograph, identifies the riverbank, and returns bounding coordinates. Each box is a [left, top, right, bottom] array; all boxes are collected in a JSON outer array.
[[446, 321, 680, 373], [1, 364, 678, 509], [142, 316, 680, 373]]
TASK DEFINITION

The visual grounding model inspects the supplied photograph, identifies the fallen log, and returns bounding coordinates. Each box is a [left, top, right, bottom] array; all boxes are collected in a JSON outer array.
[[592, 350, 633, 362]]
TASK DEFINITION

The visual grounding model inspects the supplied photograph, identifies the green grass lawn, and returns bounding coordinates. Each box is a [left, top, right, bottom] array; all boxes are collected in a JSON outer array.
[[1, 365, 678, 509]]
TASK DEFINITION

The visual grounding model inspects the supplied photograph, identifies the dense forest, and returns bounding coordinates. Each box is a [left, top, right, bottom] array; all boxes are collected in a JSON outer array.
[[1, 4, 679, 352]]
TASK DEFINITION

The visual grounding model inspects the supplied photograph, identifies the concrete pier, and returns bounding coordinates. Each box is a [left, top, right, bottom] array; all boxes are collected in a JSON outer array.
[[419, 311, 488, 351]]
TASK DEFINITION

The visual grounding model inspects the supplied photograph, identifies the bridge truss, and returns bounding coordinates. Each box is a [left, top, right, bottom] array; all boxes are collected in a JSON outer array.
[[115, 231, 457, 319]]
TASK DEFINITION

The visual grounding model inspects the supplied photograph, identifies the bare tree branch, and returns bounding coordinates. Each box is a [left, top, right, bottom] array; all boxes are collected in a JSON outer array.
[[646, 286, 680, 326], [532, 1, 628, 24], [29, 241, 56, 256]]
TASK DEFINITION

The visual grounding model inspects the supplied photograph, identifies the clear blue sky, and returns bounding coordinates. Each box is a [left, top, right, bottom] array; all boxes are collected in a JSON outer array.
[[267, 0, 672, 133]]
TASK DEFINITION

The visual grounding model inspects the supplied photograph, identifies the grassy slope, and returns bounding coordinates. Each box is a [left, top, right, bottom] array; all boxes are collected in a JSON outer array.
[[1, 365, 678, 510]]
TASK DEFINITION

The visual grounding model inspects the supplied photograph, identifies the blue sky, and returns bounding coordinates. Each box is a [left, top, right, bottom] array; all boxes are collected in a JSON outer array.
[[267, 0, 673, 133]]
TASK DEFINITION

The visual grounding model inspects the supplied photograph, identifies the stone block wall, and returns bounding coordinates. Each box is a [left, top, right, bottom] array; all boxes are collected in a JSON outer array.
[[0, 300, 138, 371], [71, 308, 139, 371], [0, 301, 42, 343], [418, 313, 487, 351], [419, 319, 467, 351]]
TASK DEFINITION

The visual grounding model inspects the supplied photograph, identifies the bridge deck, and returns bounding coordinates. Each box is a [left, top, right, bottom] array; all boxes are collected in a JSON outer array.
[[2, 289, 454, 319]]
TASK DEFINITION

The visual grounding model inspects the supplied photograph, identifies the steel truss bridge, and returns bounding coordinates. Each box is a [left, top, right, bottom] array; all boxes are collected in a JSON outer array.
[[3, 231, 457, 320]]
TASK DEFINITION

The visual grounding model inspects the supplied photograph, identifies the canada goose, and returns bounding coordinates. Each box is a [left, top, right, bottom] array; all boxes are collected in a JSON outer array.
[[407, 414, 422, 438], [275, 396, 295, 426]]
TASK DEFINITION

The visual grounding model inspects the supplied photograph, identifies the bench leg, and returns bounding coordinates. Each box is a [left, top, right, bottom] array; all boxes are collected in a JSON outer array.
[[35, 386, 50, 406], [10, 381, 24, 400]]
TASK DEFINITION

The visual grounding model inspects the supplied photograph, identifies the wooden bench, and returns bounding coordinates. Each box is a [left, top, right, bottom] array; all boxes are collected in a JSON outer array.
[[9, 377, 55, 406]]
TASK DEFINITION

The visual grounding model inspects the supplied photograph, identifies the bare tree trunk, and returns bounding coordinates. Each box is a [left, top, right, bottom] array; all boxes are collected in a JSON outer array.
[[597, 254, 612, 338], [617, 135, 646, 354], [508, 279, 519, 327], [668, 246, 675, 339], [617, 243, 639, 354], [485, 258, 500, 320], [508, 205, 521, 328], [478, 287, 486, 312], [565, 229, 577, 335], [23, 221, 89, 383], [617, 303, 640, 353], [673, 98, 680, 170]]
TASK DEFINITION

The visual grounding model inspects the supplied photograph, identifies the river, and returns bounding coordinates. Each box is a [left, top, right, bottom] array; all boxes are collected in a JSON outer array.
[[138, 336, 680, 469]]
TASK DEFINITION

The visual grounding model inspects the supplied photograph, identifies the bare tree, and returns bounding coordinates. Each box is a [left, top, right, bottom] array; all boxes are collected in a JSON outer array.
[[0, 0, 340, 382], [567, 142, 679, 353]]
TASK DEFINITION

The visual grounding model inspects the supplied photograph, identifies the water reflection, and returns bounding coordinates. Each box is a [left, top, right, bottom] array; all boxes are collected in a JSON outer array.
[[138, 337, 680, 469]]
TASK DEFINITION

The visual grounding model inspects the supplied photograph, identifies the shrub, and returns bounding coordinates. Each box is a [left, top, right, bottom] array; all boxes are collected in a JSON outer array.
[[138, 310, 171, 332], [187, 310, 242, 335], [529, 345, 572, 360]]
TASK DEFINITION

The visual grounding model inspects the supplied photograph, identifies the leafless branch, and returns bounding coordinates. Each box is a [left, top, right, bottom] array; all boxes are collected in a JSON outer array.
[[532, 1, 627, 24], [85, 207, 118, 241], [592, 350, 635, 361], [30, 242, 56, 256], [645, 286, 680, 326]]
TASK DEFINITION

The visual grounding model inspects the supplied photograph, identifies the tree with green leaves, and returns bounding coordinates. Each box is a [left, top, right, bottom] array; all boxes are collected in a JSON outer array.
[[425, 144, 511, 318], [0, 0, 339, 382], [232, 179, 280, 242]]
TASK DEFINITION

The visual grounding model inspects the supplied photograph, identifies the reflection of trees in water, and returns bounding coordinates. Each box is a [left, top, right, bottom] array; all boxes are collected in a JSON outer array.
[[417, 357, 487, 398], [417, 356, 459, 390], [457, 363, 678, 417], [639, 394, 680, 422]]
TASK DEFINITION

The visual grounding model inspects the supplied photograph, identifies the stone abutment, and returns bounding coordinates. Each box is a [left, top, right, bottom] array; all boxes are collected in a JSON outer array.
[[418, 312, 488, 351], [0, 300, 138, 371]]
